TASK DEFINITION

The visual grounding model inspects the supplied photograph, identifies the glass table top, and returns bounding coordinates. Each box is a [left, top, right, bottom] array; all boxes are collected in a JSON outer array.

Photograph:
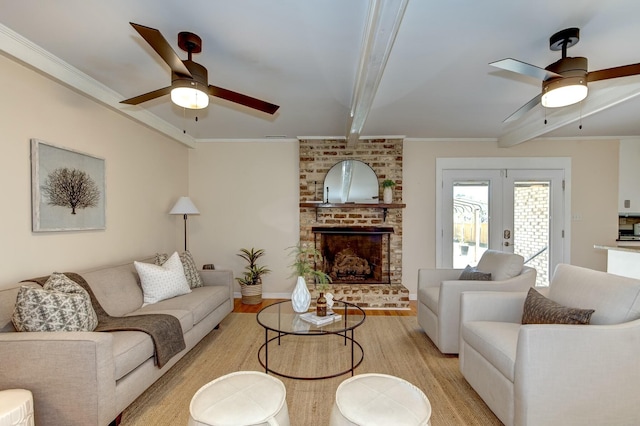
[[256, 300, 366, 334]]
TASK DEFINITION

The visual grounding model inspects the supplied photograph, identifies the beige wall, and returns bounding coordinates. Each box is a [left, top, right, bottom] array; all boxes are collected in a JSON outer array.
[[191, 138, 619, 298], [0, 54, 189, 289], [188, 141, 300, 296], [403, 139, 619, 293]]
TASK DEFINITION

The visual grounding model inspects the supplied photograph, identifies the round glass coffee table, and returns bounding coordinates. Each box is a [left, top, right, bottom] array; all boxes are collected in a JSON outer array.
[[256, 300, 366, 380]]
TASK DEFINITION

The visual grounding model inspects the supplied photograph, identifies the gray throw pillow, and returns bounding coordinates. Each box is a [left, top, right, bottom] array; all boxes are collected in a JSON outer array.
[[522, 287, 595, 325], [12, 272, 98, 332], [459, 265, 492, 281], [155, 251, 203, 289]]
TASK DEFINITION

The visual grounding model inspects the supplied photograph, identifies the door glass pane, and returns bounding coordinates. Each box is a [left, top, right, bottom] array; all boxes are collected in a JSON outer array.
[[453, 182, 489, 268], [513, 181, 550, 286]]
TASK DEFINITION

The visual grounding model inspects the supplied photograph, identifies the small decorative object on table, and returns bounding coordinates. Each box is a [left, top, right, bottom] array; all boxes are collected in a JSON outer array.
[[287, 244, 332, 313], [316, 292, 327, 317]]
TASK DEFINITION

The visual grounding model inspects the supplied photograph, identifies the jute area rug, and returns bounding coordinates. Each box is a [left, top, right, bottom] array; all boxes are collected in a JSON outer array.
[[121, 313, 501, 425]]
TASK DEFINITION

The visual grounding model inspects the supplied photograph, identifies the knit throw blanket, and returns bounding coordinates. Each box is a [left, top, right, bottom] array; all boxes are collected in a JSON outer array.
[[25, 273, 186, 368]]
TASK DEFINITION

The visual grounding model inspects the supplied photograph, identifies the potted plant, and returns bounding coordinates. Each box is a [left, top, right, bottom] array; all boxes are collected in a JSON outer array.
[[382, 179, 396, 204], [236, 248, 271, 305], [287, 244, 331, 313]]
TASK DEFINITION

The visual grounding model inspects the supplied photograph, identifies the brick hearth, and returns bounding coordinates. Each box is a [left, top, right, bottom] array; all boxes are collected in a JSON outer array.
[[299, 138, 409, 309]]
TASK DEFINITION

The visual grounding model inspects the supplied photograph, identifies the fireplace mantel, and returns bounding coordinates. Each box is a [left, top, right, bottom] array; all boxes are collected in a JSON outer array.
[[300, 202, 406, 221]]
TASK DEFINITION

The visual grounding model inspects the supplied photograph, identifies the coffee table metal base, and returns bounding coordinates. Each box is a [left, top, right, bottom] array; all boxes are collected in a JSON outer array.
[[258, 330, 364, 380]]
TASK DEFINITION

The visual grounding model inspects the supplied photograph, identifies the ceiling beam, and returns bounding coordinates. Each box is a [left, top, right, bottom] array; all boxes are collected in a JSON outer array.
[[346, 0, 409, 147], [0, 24, 196, 148], [498, 78, 640, 147]]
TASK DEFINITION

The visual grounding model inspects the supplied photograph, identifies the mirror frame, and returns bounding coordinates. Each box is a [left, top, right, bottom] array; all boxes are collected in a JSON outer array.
[[323, 160, 379, 204]]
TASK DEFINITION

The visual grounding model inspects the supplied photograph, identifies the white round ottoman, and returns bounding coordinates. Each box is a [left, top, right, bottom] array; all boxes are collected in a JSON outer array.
[[330, 373, 432, 426], [0, 389, 34, 426], [188, 371, 290, 426]]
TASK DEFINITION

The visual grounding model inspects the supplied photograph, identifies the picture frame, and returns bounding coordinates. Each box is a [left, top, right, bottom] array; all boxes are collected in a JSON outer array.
[[31, 139, 106, 232]]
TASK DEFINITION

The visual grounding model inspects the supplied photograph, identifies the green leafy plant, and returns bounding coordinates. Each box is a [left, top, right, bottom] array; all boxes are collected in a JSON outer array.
[[235, 248, 271, 286], [382, 179, 396, 188], [287, 244, 331, 286]]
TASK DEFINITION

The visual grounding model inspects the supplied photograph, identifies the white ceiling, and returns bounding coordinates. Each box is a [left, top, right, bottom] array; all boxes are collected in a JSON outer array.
[[2, 0, 640, 146]]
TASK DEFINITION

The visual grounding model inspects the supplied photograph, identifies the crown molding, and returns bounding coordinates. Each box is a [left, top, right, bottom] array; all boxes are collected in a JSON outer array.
[[0, 23, 195, 148]]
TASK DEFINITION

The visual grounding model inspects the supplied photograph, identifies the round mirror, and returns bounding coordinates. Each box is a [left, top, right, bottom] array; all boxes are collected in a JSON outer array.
[[323, 160, 378, 203]]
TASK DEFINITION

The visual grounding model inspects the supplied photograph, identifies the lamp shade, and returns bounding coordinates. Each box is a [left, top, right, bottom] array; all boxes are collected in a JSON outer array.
[[169, 197, 200, 215], [541, 76, 588, 108]]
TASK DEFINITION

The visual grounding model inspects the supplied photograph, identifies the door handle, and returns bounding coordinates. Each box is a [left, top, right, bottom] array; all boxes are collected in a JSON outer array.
[[504, 241, 510, 246]]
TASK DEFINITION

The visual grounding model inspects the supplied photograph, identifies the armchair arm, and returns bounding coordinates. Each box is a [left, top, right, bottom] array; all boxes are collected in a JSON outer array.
[[515, 320, 640, 425], [417, 268, 462, 289], [0, 331, 116, 425]]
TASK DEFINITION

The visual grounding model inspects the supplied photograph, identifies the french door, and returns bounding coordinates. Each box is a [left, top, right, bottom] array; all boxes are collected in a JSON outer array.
[[439, 166, 566, 286]]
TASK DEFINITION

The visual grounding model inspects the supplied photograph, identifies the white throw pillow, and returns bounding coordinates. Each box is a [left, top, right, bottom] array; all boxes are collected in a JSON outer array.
[[135, 252, 191, 305]]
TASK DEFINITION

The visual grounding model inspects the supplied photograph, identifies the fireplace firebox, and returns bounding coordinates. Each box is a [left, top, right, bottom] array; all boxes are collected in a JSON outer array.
[[312, 226, 394, 284]]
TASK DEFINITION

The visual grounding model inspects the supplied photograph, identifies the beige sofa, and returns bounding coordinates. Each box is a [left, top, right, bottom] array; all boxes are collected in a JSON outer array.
[[417, 250, 536, 354], [0, 257, 234, 426], [459, 264, 640, 425]]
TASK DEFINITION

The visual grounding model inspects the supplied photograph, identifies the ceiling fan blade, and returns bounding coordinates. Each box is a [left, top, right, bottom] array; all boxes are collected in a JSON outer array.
[[587, 63, 640, 82], [490, 58, 561, 81], [503, 93, 542, 123], [120, 86, 172, 105], [130, 22, 192, 77], [208, 85, 280, 114]]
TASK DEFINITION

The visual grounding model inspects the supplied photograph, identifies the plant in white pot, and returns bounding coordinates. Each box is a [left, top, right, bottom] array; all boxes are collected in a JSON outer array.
[[382, 179, 396, 204], [287, 244, 332, 313], [235, 248, 271, 305]]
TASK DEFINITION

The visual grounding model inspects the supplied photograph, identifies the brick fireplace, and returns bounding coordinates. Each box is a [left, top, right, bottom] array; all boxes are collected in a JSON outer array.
[[299, 138, 409, 308]]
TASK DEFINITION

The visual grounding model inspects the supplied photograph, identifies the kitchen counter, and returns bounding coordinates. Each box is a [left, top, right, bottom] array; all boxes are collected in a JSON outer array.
[[595, 245, 640, 279]]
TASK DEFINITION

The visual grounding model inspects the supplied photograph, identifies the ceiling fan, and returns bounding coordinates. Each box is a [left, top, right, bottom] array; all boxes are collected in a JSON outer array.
[[120, 22, 279, 114], [490, 27, 640, 123]]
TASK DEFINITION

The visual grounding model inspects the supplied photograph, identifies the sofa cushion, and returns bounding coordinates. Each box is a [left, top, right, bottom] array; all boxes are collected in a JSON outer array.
[[522, 287, 594, 325], [477, 250, 524, 281], [135, 252, 191, 306], [133, 286, 227, 325], [12, 273, 98, 332], [549, 264, 640, 325], [459, 265, 492, 281], [462, 321, 520, 382], [82, 262, 144, 317], [155, 251, 204, 289], [112, 331, 155, 380]]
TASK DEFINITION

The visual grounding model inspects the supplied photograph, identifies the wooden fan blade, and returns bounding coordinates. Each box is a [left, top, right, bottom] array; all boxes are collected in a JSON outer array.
[[130, 22, 192, 77], [503, 93, 542, 123], [490, 58, 561, 81], [120, 86, 172, 105], [587, 63, 640, 82], [208, 85, 280, 114]]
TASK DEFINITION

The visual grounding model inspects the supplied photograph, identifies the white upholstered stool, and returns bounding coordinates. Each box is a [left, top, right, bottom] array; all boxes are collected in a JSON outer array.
[[330, 373, 432, 426], [0, 389, 34, 426], [188, 371, 290, 426]]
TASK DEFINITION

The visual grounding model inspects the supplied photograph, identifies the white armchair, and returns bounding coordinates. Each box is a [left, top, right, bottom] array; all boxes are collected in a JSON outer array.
[[417, 250, 536, 354], [459, 264, 640, 426]]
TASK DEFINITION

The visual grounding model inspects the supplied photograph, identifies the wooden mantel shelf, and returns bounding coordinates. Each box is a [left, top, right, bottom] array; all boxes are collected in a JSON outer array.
[[300, 202, 406, 221]]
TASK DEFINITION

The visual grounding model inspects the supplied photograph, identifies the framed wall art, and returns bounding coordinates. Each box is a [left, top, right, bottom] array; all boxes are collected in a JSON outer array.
[[31, 139, 106, 232]]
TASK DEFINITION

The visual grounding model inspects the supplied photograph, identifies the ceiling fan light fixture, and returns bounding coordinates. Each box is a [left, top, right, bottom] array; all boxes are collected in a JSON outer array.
[[541, 76, 588, 108], [171, 80, 209, 109]]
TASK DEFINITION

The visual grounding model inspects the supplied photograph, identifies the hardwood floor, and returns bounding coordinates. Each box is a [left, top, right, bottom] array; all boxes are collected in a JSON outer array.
[[233, 298, 417, 316]]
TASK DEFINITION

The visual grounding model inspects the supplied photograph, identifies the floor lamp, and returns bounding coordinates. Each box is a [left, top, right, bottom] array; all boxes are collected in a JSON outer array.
[[169, 197, 200, 251]]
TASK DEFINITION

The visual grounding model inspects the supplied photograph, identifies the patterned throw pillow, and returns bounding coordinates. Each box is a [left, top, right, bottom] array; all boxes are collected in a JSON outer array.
[[522, 287, 595, 325], [155, 251, 203, 289], [12, 272, 98, 332], [136, 252, 191, 305], [459, 265, 492, 281]]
